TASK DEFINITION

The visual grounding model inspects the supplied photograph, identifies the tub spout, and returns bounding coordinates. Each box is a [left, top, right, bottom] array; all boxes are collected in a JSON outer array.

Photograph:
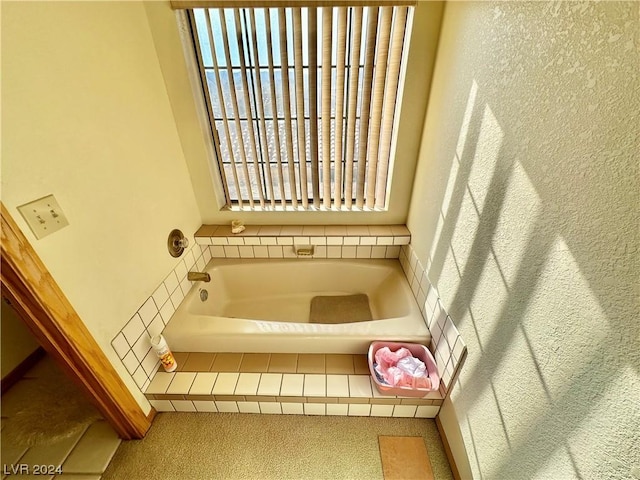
[[187, 271, 210, 282]]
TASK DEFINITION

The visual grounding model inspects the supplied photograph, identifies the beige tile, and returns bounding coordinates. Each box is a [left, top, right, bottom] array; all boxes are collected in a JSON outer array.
[[146, 372, 175, 394], [154, 394, 185, 401], [297, 354, 325, 373], [277, 396, 307, 403], [246, 395, 277, 402], [257, 373, 283, 396], [62, 421, 121, 474], [304, 403, 326, 415], [348, 404, 371, 416], [346, 225, 370, 236], [166, 372, 196, 394], [281, 403, 304, 415], [327, 403, 349, 416], [401, 398, 434, 405], [280, 225, 304, 235], [215, 401, 239, 413], [213, 395, 244, 401], [234, 373, 261, 395], [188, 372, 218, 395], [370, 398, 401, 405], [326, 375, 350, 397], [325, 354, 355, 374], [303, 374, 326, 397], [258, 225, 281, 235], [259, 402, 282, 414], [280, 374, 304, 396], [370, 404, 395, 417], [235, 225, 260, 236], [1, 442, 28, 468], [195, 225, 218, 236], [193, 401, 218, 412], [211, 372, 240, 395], [237, 402, 261, 414], [390, 225, 411, 236], [353, 355, 370, 374], [348, 375, 373, 397], [415, 405, 440, 418], [324, 225, 347, 236], [186, 394, 216, 401], [171, 400, 197, 412], [213, 225, 233, 236], [239, 353, 270, 372], [211, 353, 243, 372], [392, 405, 418, 418], [172, 352, 190, 371], [339, 397, 369, 404], [367, 225, 393, 236], [149, 400, 174, 412], [182, 353, 215, 371], [268, 354, 298, 373], [302, 225, 325, 235], [307, 397, 338, 404], [20, 429, 86, 467]]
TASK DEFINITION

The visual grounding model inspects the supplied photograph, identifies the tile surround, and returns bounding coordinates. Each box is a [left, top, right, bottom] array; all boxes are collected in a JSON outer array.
[[194, 224, 409, 259], [109, 224, 465, 418], [399, 244, 467, 395], [110, 243, 211, 391], [144, 353, 445, 418]]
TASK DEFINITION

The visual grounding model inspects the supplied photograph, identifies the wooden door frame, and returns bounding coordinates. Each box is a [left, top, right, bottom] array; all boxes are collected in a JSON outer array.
[[1, 202, 153, 439]]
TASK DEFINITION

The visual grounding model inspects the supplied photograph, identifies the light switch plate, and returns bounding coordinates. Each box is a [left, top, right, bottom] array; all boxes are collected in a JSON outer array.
[[17, 194, 69, 239]]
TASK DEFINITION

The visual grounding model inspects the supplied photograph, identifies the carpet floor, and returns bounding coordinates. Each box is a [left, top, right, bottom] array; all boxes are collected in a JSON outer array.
[[103, 413, 453, 480]]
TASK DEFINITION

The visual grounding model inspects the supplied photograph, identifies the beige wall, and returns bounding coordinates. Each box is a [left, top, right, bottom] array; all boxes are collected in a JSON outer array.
[[147, 1, 444, 225], [408, 1, 639, 478], [1, 298, 41, 379], [2, 1, 202, 411]]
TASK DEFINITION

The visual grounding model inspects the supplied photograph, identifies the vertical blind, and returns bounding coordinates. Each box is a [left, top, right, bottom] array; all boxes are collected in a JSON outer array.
[[189, 4, 412, 210]]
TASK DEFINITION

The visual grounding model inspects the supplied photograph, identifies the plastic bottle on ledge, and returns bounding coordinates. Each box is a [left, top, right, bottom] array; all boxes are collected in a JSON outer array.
[[150, 334, 177, 372]]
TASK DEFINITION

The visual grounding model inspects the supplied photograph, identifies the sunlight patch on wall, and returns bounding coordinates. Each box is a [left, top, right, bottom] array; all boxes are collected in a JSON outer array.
[[521, 236, 608, 400], [491, 161, 542, 288], [466, 104, 504, 213], [428, 156, 459, 268], [455, 80, 479, 158], [467, 258, 508, 352]]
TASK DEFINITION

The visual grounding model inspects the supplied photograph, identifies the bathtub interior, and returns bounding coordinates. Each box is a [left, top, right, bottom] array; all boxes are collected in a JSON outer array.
[[186, 259, 412, 323]]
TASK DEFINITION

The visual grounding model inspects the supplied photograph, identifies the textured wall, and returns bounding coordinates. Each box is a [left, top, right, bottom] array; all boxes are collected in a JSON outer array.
[[2, 1, 202, 411], [407, 1, 639, 479]]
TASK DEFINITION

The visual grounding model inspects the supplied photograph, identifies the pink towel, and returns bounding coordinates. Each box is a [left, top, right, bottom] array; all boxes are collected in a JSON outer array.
[[374, 347, 431, 389]]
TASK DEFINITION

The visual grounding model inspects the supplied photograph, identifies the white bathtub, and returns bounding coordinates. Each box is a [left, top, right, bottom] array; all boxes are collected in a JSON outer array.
[[163, 258, 429, 354]]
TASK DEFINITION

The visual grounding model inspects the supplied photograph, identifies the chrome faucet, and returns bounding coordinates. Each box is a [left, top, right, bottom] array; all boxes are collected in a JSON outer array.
[[187, 271, 210, 282]]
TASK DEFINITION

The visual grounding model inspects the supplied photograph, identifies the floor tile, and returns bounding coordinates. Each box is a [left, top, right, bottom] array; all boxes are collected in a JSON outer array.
[[62, 421, 121, 474], [19, 428, 85, 468]]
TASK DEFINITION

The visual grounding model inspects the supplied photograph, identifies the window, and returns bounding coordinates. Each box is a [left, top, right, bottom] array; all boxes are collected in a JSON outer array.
[[183, 2, 414, 211]]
